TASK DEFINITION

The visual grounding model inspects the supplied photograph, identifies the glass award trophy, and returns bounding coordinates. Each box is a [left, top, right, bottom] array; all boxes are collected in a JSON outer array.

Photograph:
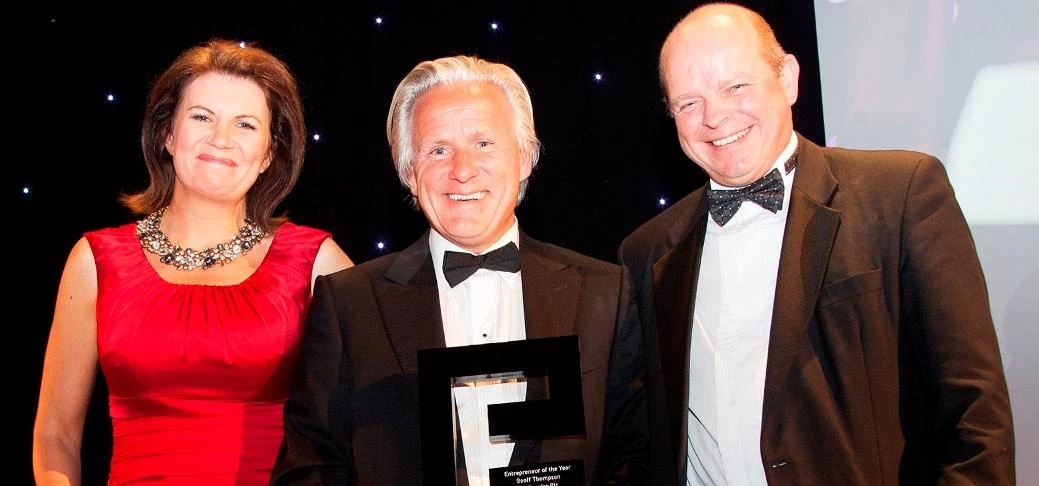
[[417, 335, 587, 485]]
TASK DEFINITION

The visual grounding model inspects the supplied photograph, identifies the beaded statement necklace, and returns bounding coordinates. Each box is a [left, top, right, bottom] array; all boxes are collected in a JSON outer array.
[[136, 206, 267, 271]]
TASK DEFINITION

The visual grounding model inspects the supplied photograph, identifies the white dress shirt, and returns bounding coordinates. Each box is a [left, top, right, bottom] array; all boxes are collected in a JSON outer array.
[[429, 220, 527, 486], [687, 132, 798, 486]]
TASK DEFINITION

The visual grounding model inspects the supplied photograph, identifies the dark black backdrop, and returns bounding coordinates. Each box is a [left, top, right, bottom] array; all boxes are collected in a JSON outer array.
[[11, 2, 823, 483]]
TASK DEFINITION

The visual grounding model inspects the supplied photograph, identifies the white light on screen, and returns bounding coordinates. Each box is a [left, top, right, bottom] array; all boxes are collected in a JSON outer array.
[[947, 62, 1039, 225]]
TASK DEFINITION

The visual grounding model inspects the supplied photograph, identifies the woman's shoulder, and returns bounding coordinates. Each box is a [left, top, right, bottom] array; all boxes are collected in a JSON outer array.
[[79, 222, 145, 273], [269, 222, 336, 264], [274, 221, 332, 243], [83, 222, 138, 248]]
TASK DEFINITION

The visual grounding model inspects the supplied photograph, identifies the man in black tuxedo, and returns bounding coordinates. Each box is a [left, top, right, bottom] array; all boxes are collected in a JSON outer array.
[[271, 55, 632, 485], [609, 3, 1015, 484]]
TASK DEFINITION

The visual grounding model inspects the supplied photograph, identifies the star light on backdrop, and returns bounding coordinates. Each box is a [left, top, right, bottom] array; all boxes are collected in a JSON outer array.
[[24, 6, 698, 276], [15, 6, 832, 486], [67, 23, 681, 267]]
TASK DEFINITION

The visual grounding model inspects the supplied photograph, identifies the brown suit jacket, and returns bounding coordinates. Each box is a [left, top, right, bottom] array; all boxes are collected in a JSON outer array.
[[612, 134, 1015, 484], [272, 230, 628, 485]]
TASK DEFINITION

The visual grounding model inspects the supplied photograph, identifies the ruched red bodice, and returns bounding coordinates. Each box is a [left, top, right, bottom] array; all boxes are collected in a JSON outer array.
[[85, 222, 328, 485]]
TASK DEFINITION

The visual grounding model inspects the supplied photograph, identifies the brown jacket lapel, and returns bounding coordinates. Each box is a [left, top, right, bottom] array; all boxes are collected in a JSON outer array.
[[653, 195, 709, 472], [761, 136, 840, 452]]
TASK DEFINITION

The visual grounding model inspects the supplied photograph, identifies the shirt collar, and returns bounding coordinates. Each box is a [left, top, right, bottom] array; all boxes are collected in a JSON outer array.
[[430, 218, 521, 285]]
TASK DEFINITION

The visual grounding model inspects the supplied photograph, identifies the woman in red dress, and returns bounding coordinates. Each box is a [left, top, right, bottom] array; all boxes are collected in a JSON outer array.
[[32, 38, 353, 485]]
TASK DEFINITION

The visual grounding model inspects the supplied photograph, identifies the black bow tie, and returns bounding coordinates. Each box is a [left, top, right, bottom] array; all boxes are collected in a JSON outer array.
[[442, 242, 521, 288], [706, 168, 786, 226]]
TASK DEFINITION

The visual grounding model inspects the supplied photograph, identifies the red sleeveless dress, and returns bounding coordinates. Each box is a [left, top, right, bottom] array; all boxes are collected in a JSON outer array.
[[85, 222, 328, 485]]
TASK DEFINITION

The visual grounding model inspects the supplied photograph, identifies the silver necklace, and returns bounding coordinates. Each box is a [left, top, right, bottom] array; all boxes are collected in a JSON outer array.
[[136, 206, 267, 271]]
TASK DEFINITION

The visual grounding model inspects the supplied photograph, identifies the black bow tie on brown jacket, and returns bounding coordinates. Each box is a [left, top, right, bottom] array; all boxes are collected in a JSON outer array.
[[442, 242, 521, 288], [705, 168, 786, 226]]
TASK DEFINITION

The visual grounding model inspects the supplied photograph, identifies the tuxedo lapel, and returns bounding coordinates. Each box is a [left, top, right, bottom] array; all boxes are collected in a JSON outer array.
[[652, 194, 709, 472], [519, 232, 580, 341], [376, 234, 446, 402], [506, 232, 582, 466], [763, 136, 840, 428]]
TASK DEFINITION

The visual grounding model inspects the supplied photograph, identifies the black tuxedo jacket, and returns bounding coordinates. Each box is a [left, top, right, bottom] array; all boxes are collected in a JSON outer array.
[[612, 134, 1015, 484], [271, 230, 629, 485]]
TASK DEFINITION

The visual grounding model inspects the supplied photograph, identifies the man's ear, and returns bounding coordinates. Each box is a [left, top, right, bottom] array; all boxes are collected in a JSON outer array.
[[780, 53, 800, 106], [519, 151, 533, 181], [405, 170, 418, 196]]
